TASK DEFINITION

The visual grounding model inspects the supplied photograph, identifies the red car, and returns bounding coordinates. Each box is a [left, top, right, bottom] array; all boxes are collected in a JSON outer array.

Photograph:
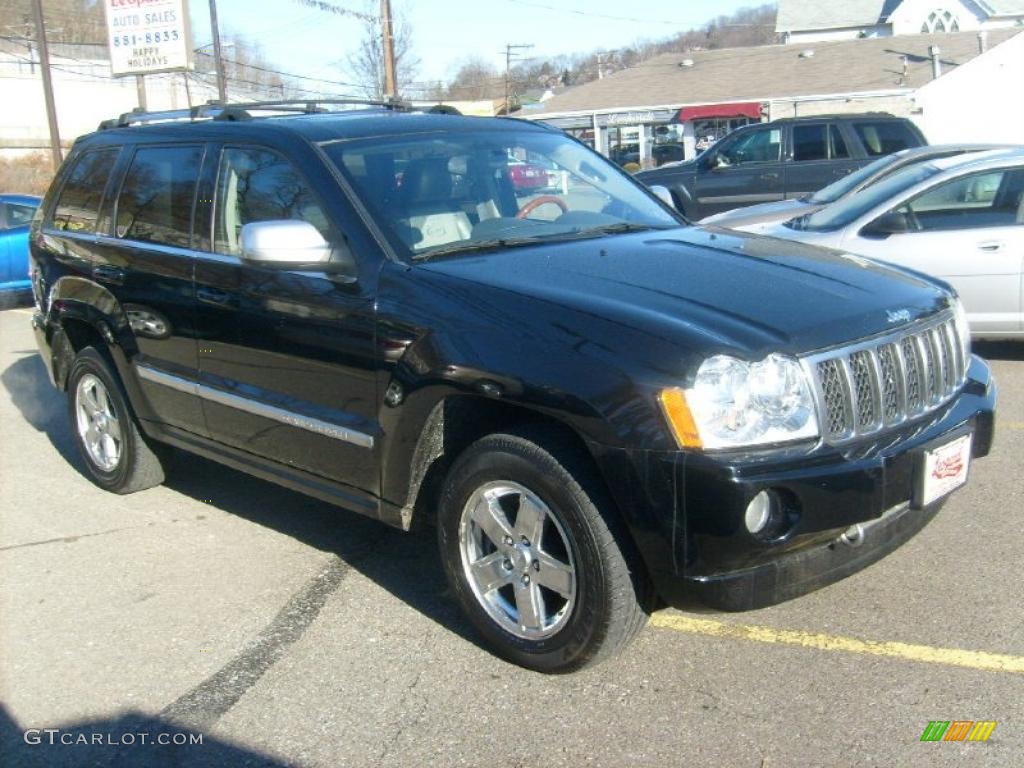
[[508, 160, 549, 191]]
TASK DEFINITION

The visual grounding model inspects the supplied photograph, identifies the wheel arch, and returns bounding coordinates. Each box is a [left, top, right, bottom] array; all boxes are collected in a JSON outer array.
[[390, 396, 647, 564]]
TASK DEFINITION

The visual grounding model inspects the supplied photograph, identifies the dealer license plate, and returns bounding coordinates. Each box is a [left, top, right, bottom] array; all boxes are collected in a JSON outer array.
[[918, 433, 972, 508]]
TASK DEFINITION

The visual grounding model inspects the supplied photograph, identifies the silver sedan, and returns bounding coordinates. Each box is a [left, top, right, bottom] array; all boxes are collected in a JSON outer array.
[[754, 148, 1024, 339], [701, 144, 1011, 233]]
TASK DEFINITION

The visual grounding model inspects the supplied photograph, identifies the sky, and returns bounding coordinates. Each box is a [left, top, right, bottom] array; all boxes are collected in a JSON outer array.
[[184, 0, 767, 93]]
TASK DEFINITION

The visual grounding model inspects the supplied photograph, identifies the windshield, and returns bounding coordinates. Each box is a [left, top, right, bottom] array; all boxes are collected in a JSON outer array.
[[788, 163, 942, 232], [321, 127, 680, 260], [807, 154, 902, 204]]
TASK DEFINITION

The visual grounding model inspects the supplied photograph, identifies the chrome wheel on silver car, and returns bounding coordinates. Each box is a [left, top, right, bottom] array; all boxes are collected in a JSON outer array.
[[459, 481, 576, 639], [75, 373, 122, 472]]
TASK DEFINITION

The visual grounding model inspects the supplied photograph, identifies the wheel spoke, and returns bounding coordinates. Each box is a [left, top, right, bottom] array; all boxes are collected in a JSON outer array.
[[514, 581, 545, 631], [469, 551, 512, 595], [470, 494, 514, 547], [85, 426, 100, 448], [106, 414, 123, 442], [97, 386, 114, 418], [534, 550, 574, 598], [81, 385, 101, 416], [101, 434, 119, 463], [514, 494, 546, 546]]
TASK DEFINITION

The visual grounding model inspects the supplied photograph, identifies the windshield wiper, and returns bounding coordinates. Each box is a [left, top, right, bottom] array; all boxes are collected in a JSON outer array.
[[412, 236, 551, 261], [412, 223, 673, 261], [584, 222, 669, 235]]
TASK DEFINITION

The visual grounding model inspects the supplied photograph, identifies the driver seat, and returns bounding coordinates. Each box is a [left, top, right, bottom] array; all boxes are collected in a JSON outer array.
[[399, 158, 471, 250]]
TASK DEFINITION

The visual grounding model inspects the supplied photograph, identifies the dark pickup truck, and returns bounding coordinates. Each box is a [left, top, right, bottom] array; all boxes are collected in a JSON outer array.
[[636, 114, 927, 220], [29, 103, 990, 673]]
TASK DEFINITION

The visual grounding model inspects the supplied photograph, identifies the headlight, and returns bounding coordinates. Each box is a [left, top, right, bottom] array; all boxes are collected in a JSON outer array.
[[660, 354, 819, 450], [951, 296, 971, 368]]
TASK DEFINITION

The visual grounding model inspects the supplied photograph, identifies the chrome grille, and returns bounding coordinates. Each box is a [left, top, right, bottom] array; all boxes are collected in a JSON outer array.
[[876, 344, 900, 423], [807, 313, 967, 444], [817, 359, 851, 437]]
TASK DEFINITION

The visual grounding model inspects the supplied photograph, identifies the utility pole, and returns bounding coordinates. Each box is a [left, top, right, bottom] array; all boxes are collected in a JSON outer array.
[[135, 75, 147, 110], [31, 0, 62, 169], [503, 43, 533, 115], [596, 50, 617, 80], [381, 0, 397, 99], [208, 0, 229, 103]]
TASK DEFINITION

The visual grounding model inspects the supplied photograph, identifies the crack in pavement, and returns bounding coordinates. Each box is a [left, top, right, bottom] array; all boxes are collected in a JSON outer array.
[[160, 535, 383, 732], [0, 526, 137, 552]]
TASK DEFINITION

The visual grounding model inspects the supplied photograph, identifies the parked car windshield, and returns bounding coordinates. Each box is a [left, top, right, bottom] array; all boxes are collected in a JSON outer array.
[[806, 153, 901, 204], [321, 127, 680, 260], [788, 163, 942, 232]]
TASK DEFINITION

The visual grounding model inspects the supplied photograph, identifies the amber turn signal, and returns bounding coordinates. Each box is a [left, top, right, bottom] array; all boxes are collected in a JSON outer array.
[[658, 388, 703, 449]]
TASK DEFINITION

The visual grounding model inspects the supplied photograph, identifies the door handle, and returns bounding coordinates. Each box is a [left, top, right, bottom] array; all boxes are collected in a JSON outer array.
[[977, 241, 1004, 252], [196, 286, 235, 306], [758, 173, 779, 181], [93, 265, 125, 285]]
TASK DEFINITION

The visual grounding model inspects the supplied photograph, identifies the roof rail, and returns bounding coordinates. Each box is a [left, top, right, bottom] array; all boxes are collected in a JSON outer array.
[[98, 98, 460, 131]]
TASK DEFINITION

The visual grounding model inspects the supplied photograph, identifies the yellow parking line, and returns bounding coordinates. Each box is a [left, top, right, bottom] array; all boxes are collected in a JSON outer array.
[[650, 613, 1024, 676], [1001, 421, 1024, 431]]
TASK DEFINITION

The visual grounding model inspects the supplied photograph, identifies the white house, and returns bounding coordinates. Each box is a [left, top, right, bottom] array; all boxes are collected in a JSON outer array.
[[777, 0, 1024, 43]]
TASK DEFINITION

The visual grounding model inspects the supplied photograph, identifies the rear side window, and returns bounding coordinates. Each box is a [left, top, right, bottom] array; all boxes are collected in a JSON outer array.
[[4, 202, 38, 228], [51, 150, 118, 233], [213, 147, 330, 256], [115, 145, 203, 248], [792, 124, 850, 162], [854, 122, 919, 156], [792, 124, 827, 162]]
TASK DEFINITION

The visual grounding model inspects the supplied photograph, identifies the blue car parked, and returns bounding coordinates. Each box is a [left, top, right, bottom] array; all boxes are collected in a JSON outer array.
[[1, 193, 41, 306]]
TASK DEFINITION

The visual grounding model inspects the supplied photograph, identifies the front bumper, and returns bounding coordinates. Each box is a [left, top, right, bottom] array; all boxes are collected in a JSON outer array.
[[612, 355, 996, 612]]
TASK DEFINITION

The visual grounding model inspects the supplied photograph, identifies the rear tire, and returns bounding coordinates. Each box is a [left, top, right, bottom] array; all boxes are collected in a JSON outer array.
[[438, 428, 650, 673], [67, 346, 167, 494]]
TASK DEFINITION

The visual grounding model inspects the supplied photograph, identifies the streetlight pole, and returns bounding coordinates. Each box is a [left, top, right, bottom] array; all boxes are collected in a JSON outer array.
[[30, 0, 62, 169], [208, 0, 228, 103]]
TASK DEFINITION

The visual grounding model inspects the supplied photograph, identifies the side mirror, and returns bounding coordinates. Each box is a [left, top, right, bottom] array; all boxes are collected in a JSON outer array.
[[862, 211, 913, 238], [648, 184, 674, 207], [240, 220, 347, 272]]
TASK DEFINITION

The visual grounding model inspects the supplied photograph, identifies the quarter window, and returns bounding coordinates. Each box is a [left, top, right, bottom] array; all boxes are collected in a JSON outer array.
[[214, 147, 330, 256], [115, 145, 203, 247], [51, 149, 119, 233], [854, 122, 919, 157]]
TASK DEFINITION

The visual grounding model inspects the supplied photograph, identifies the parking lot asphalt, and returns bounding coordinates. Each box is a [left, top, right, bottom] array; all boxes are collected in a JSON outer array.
[[1, 305, 1022, 768]]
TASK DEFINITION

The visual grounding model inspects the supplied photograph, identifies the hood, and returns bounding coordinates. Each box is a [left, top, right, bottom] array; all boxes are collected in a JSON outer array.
[[701, 199, 819, 229], [418, 226, 951, 358]]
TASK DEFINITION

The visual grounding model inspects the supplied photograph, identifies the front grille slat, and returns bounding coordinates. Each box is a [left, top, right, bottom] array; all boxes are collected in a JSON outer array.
[[809, 312, 967, 446]]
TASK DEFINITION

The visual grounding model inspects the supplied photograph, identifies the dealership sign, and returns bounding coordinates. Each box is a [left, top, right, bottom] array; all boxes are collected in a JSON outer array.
[[103, 0, 193, 76]]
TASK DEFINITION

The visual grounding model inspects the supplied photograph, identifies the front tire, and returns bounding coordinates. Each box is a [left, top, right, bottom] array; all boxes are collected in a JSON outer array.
[[438, 429, 650, 672], [67, 346, 167, 494]]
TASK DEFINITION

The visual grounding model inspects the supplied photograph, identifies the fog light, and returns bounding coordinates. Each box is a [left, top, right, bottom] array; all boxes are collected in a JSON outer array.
[[745, 491, 777, 535]]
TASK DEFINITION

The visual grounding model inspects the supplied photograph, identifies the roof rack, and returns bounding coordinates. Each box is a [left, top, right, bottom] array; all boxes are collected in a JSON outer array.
[[98, 98, 458, 131]]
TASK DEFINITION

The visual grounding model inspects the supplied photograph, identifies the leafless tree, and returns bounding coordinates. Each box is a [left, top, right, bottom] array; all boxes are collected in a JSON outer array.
[[343, 3, 420, 99]]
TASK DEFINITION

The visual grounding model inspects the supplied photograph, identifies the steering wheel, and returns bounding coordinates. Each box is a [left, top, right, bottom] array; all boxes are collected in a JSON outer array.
[[516, 195, 569, 220]]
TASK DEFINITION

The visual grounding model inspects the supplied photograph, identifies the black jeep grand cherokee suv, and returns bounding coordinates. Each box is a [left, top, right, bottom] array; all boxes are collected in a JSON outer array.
[[29, 103, 994, 672]]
